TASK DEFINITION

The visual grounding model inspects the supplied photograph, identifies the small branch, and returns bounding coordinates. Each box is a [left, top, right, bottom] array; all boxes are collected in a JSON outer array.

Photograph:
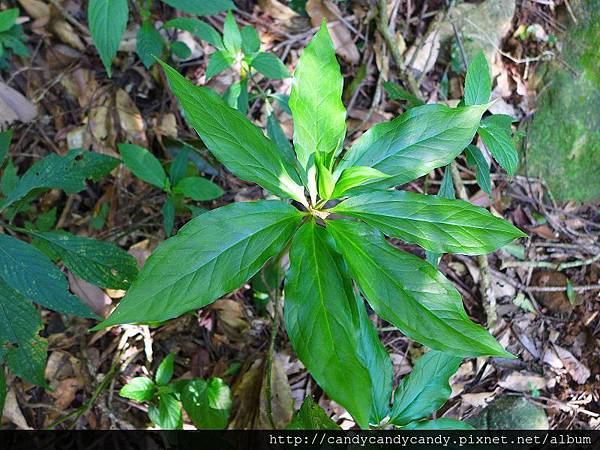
[[375, 0, 423, 100], [47, 0, 90, 36], [490, 269, 600, 293], [501, 253, 600, 271]]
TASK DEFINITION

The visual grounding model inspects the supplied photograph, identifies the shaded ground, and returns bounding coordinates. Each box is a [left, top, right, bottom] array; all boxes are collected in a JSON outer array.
[[0, 0, 598, 430]]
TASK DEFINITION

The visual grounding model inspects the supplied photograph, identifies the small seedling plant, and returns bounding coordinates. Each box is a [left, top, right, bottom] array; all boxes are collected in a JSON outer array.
[[0, 131, 138, 402], [118, 143, 223, 236], [97, 23, 526, 428], [120, 353, 231, 429], [0, 8, 29, 70]]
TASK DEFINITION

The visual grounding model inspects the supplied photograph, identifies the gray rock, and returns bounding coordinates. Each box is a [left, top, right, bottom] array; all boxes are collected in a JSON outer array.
[[469, 395, 549, 430]]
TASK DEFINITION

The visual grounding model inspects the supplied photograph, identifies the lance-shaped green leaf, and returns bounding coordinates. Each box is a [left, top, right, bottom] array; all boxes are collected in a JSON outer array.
[[148, 393, 183, 429], [206, 50, 235, 80], [326, 220, 512, 358], [0, 130, 12, 165], [97, 200, 303, 328], [336, 103, 488, 190], [120, 377, 156, 402], [289, 21, 346, 169], [164, 18, 224, 49], [0, 234, 94, 318], [284, 221, 392, 428], [88, 0, 128, 77], [478, 115, 518, 175], [119, 143, 168, 190], [287, 397, 341, 430], [251, 52, 291, 79], [330, 166, 390, 199], [173, 176, 223, 201], [241, 26, 260, 54], [402, 418, 474, 430], [0, 8, 19, 33], [0, 149, 119, 211], [0, 280, 47, 385], [389, 350, 462, 426], [181, 378, 232, 429], [331, 190, 526, 255], [159, 0, 234, 16], [136, 20, 164, 68], [28, 230, 138, 290], [155, 353, 175, 385], [465, 145, 492, 197], [464, 51, 491, 106], [223, 10, 241, 54], [159, 61, 306, 205]]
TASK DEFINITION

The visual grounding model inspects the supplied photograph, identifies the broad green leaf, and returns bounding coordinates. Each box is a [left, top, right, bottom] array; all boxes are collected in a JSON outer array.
[[326, 220, 513, 358], [205, 50, 235, 80], [251, 52, 291, 79], [0, 149, 119, 211], [159, 61, 306, 205], [439, 165, 455, 199], [383, 81, 425, 107], [0, 234, 94, 318], [119, 143, 168, 190], [287, 397, 340, 430], [223, 11, 241, 55], [336, 103, 488, 190], [162, 195, 175, 237], [266, 113, 295, 166], [148, 393, 183, 429], [389, 350, 462, 425], [98, 200, 303, 328], [173, 176, 223, 201], [402, 418, 474, 430], [465, 145, 492, 197], [241, 26, 260, 54], [479, 115, 518, 175], [171, 41, 191, 59], [223, 79, 249, 114], [168, 148, 191, 186], [136, 20, 164, 68], [159, 0, 234, 16], [28, 231, 138, 290], [88, 0, 128, 77], [331, 190, 526, 255], [464, 52, 491, 106], [155, 353, 175, 385], [164, 18, 224, 49], [284, 221, 392, 428], [330, 166, 390, 199], [0, 159, 18, 196], [0, 130, 12, 165], [0, 279, 47, 385], [289, 21, 346, 169], [120, 377, 156, 402], [181, 378, 232, 429], [0, 9, 18, 33], [316, 158, 334, 200]]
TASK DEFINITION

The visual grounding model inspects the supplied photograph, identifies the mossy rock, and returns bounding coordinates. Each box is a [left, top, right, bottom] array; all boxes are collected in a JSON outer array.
[[526, 0, 600, 202], [469, 396, 549, 430]]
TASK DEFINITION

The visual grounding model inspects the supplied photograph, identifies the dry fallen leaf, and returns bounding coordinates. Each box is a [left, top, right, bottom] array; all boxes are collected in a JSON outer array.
[[306, 0, 359, 64], [116, 89, 148, 147], [498, 371, 546, 392], [3, 389, 31, 430], [229, 354, 294, 429], [258, 0, 300, 21], [211, 299, 251, 342], [17, 0, 50, 20], [50, 377, 82, 410], [50, 19, 85, 51], [0, 81, 37, 129], [553, 345, 591, 385], [68, 272, 112, 318]]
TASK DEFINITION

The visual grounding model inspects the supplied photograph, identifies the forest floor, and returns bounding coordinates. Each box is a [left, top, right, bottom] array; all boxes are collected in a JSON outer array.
[[1, 0, 598, 430]]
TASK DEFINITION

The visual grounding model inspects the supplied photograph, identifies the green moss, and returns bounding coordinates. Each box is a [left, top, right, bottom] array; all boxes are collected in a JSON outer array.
[[526, 0, 600, 202], [469, 396, 549, 430]]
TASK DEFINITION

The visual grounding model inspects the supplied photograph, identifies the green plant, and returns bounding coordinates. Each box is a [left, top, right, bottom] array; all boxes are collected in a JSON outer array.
[[96, 22, 526, 428], [120, 353, 232, 429], [0, 131, 138, 397], [0, 8, 29, 70], [87, 0, 234, 76], [118, 143, 223, 236], [165, 10, 291, 114]]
